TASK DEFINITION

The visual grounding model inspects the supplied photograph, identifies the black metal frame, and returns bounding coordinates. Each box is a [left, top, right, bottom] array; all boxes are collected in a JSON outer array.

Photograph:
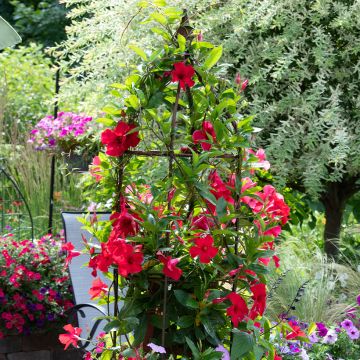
[[0, 164, 34, 240]]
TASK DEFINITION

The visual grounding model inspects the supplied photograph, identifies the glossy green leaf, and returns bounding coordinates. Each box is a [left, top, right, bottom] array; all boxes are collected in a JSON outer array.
[[203, 46, 223, 70], [129, 44, 148, 60], [231, 329, 255, 360], [174, 290, 198, 309], [96, 117, 116, 127]]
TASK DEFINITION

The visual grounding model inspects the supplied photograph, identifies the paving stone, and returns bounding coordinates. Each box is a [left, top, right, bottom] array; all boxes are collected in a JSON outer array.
[[7, 350, 51, 360], [0, 337, 22, 354]]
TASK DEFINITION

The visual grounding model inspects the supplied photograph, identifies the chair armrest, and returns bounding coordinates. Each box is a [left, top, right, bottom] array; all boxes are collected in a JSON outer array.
[[66, 303, 109, 350]]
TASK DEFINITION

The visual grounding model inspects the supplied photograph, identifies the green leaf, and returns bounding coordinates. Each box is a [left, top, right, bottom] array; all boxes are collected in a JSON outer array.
[[216, 197, 228, 218], [150, 12, 167, 25], [102, 105, 122, 115], [96, 117, 116, 127], [154, 0, 167, 6], [174, 290, 198, 309], [263, 319, 271, 341], [203, 46, 223, 70], [211, 99, 236, 119], [125, 94, 140, 110], [193, 41, 215, 49], [110, 83, 127, 90], [129, 44, 148, 60], [103, 317, 139, 334], [231, 330, 255, 360], [133, 314, 148, 346], [103, 319, 121, 332], [100, 350, 113, 360], [177, 315, 194, 328], [185, 337, 200, 359], [254, 345, 265, 360], [151, 27, 172, 41], [177, 34, 186, 52], [201, 316, 219, 341]]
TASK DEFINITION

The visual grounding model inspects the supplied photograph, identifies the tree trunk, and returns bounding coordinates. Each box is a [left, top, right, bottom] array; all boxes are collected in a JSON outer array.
[[321, 180, 359, 257]]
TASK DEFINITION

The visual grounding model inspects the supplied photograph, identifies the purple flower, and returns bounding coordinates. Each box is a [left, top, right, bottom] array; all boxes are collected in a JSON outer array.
[[47, 313, 55, 321], [289, 343, 300, 354], [215, 345, 230, 360], [346, 326, 359, 340], [147, 343, 166, 354], [309, 332, 319, 343], [299, 348, 310, 360], [323, 329, 337, 344], [356, 294, 360, 307], [340, 319, 353, 330], [316, 322, 328, 337]]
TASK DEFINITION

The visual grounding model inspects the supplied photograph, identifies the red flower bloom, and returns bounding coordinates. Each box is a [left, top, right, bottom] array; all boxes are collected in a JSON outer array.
[[259, 185, 290, 225], [286, 322, 306, 340], [89, 278, 109, 299], [249, 283, 266, 320], [58, 324, 82, 350], [274, 352, 282, 360], [189, 234, 218, 264], [157, 252, 182, 281], [88, 244, 113, 276], [209, 171, 234, 205], [110, 206, 140, 238], [111, 239, 144, 277], [61, 242, 80, 267], [226, 292, 248, 327], [192, 121, 216, 151], [170, 62, 195, 90], [191, 211, 215, 231], [101, 121, 140, 157]]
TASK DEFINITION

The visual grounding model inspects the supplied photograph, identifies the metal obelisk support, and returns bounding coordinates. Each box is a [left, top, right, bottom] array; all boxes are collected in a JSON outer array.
[[48, 67, 60, 234]]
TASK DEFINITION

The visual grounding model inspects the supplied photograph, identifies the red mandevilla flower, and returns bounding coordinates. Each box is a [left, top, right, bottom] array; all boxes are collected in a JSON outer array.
[[249, 283, 266, 320], [157, 252, 182, 281], [58, 324, 82, 350], [89, 278, 109, 300], [192, 121, 216, 151], [101, 121, 140, 157], [189, 235, 218, 264], [226, 292, 248, 327], [209, 171, 234, 204], [170, 62, 195, 90], [110, 205, 140, 238], [61, 242, 81, 267], [286, 322, 306, 340], [110, 239, 144, 277]]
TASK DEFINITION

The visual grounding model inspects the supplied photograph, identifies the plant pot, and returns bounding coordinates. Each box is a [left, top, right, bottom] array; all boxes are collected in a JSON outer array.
[[63, 152, 93, 172], [0, 329, 84, 359]]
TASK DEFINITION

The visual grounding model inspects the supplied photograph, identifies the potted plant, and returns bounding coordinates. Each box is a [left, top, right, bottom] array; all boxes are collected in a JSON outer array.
[[59, 2, 294, 359], [29, 111, 99, 171], [0, 232, 74, 340]]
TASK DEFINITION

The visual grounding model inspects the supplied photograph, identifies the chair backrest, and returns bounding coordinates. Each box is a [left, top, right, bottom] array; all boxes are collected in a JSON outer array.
[[61, 212, 111, 345]]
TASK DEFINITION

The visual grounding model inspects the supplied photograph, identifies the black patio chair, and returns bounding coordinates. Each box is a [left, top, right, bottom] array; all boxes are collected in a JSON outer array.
[[61, 211, 112, 350]]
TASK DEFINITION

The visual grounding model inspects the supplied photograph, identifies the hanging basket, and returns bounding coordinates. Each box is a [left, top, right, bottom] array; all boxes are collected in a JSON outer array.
[[62, 152, 93, 172]]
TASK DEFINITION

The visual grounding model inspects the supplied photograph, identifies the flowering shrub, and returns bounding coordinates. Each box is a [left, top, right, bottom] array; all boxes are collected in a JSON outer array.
[[0, 233, 74, 339], [59, 2, 291, 359], [29, 111, 93, 153]]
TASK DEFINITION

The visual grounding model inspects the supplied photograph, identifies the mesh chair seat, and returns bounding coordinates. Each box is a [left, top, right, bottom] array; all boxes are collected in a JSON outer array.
[[61, 212, 111, 349]]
